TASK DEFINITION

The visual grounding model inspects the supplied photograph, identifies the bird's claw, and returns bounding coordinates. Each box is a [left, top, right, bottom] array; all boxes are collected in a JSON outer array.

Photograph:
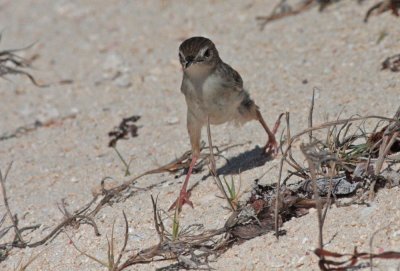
[[263, 138, 279, 156], [168, 190, 193, 212]]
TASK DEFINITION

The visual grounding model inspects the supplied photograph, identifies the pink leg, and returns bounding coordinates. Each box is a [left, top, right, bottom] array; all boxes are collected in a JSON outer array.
[[257, 110, 282, 155], [168, 155, 198, 212]]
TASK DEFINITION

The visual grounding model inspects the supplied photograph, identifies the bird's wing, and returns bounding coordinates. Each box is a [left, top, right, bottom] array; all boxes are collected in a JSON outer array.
[[218, 62, 244, 92]]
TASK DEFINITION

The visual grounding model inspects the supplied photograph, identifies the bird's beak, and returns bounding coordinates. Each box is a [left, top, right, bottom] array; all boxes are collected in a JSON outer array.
[[183, 56, 195, 69], [184, 60, 193, 69]]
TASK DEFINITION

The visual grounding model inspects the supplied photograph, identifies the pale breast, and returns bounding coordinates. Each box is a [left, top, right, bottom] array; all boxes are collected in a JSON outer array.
[[182, 73, 244, 125]]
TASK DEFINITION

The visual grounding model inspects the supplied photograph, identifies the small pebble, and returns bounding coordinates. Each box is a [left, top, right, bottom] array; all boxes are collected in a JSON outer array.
[[114, 73, 132, 88], [166, 117, 179, 125]]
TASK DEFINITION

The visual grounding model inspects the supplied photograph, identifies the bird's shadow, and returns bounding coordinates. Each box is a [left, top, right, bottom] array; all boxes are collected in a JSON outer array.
[[201, 145, 272, 180]]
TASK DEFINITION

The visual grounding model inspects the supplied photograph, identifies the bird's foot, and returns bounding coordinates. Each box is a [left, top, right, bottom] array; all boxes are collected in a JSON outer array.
[[262, 113, 283, 156], [168, 189, 193, 212], [263, 137, 279, 156]]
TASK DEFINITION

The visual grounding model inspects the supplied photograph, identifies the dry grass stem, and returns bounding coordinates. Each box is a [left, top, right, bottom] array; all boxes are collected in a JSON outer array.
[[206, 117, 235, 211]]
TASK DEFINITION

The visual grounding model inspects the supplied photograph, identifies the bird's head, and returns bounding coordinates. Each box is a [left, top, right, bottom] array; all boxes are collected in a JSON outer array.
[[178, 36, 220, 78]]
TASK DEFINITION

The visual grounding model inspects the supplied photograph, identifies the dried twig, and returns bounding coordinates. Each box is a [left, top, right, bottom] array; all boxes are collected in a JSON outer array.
[[309, 88, 316, 143], [256, 0, 345, 29], [0, 35, 48, 87], [0, 114, 76, 142], [315, 246, 400, 270], [0, 163, 25, 244], [273, 101, 398, 240], [119, 197, 228, 270], [369, 107, 400, 199], [0, 164, 100, 263], [89, 142, 244, 217], [364, 0, 400, 22], [256, 0, 316, 29], [206, 117, 235, 211], [284, 112, 305, 175], [274, 112, 289, 239], [301, 143, 325, 249]]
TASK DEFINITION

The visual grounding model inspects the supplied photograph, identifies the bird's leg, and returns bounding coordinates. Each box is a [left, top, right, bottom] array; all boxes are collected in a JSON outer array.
[[168, 154, 197, 212], [256, 109, 281, 155], [169, 113, 201, 212]]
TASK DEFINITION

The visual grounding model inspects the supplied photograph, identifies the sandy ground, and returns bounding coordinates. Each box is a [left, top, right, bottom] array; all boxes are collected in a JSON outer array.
[[0, 0, 399, 270]]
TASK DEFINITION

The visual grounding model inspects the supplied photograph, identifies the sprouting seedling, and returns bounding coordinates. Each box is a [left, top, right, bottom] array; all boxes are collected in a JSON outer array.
[[112, 147, 133, 176], [222, 175, 242, 210], [68, 211, 129, 271], [172, 207, 180, 241]]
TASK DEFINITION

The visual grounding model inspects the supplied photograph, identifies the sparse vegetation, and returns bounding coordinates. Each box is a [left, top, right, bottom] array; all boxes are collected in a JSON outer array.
[[1, 2, 400, 270]]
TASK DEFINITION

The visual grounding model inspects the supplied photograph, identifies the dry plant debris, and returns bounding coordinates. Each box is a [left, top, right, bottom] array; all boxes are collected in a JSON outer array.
[[1, 87, 399, 269], [101, 104, 399, 269], [256, 1, 400, 29], [381, 53, 400, 72], [0, 163, 100, 263], [0, 34, 72, 88], [2, 103, 399, 269], [0, 114, 76, 141], [108, 115, 142, 176], [268, 95, 400, 269], [0, 35, 48, 87], [108, 115, 141, 147], [364, 0, 400, 22], [256, 0, 345, 29], [315, 247, 400, 270], [98, 113, 399, 268], [90, 141, 244, 216], [68, 212, 129, 271]]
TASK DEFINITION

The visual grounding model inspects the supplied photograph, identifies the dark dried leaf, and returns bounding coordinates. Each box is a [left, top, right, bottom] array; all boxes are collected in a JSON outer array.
[[365, 0, 400, 22], [108, 115, 141, 147], [382, 53, 400, 72]]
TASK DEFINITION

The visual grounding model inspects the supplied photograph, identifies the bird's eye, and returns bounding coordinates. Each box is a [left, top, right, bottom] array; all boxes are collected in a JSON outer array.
[[203, 49, 210, 58]]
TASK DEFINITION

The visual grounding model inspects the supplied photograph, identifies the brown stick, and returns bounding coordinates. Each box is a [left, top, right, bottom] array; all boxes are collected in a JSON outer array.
[[301, 144, 324, 249], [309, 88, 316, 143], [274, 112, 289, 239]]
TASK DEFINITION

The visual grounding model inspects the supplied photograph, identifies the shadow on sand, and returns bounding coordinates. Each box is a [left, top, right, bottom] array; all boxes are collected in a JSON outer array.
[[200, 145, 272, 180]]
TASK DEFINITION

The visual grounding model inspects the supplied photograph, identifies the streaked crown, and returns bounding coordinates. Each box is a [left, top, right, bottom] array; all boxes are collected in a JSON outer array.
[[178, 36, 220, 69]]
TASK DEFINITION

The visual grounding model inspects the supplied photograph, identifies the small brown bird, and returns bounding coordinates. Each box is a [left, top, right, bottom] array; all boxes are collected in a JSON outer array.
[[170, 36, 278, 211]]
